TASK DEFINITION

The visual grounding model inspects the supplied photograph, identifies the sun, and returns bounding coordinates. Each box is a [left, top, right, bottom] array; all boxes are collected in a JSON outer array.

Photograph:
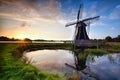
[[16, 34, 26, 40]]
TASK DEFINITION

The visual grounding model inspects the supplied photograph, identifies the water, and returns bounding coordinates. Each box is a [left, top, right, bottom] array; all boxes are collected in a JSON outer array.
[[23, 49, 120, 80]]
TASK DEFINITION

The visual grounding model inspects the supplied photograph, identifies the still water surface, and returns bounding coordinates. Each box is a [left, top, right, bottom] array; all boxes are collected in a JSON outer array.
[[24, 49, 120, 80]]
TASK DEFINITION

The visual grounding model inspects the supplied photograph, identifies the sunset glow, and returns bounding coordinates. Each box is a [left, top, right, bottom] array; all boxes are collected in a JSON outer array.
[[16, 34, 26, 40], [0, 0, 120, 40]]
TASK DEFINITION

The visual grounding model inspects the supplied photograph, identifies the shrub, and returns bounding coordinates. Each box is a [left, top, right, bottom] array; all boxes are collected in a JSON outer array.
[[85, 49, 107, 55]]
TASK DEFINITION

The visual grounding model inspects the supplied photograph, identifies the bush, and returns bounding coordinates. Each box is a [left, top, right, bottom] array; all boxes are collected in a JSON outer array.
[[85, 49, 107, 55]]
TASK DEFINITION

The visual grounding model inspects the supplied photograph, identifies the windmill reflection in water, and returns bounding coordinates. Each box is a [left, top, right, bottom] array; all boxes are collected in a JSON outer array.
[[65, 50, 99, 80]]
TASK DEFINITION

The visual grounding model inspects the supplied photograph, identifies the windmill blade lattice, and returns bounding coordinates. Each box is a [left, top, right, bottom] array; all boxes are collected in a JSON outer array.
[[65, 2, 84, 27], [65, 21, 77, 27], [83, 16, 100, 24], [77, 3, 83, 21], [87, 20, 90, 36]]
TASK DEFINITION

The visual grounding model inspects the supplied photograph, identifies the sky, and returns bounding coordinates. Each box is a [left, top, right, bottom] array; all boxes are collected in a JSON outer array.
[[0, 0, 120, 40]]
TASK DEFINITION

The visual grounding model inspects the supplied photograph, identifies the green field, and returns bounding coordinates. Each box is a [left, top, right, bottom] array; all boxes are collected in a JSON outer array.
[[0, 43, 65, 80], [0, 42, 120, 80], [100, 42, 120, 53]]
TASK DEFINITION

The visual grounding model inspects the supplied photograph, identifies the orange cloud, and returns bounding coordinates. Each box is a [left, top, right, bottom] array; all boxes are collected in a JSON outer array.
[[0, 0, 73, 40], [0, 12, 14, 17], [0, 0, 63, 22]]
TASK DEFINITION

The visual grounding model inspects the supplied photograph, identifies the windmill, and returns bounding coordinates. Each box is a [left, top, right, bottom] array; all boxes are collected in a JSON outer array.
[[65, 2, 100, 49]]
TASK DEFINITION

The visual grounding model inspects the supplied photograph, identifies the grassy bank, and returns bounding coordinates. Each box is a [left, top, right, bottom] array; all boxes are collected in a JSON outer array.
[[83, 42, 120, 55], [85, 49, 107, 55], [100, 42, 120, 53], [12, 43, 72, 59], [0, 43, 63, 80], [0, 42, 120, 80]]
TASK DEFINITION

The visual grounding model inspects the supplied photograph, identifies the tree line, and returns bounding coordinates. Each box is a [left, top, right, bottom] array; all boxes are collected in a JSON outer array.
[[0, 36, 31, 41], [105, 35, 120, 42], [0, 35, 120, 42]]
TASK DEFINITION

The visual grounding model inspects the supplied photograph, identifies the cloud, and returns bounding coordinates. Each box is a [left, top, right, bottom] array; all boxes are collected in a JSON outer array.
[[116, 4, 120, 8], [21, 22, 31, 27], [109, 5, 120, 19], [86, 1, 98, 17], [110, 27, 116, 30], [13, 17, 32, 22], [100, 16, 107, 19], [0, 0, 65, 22], [91, 21, 106, 26], [90, 2, 97, 16], [0, 12, 14, 17]]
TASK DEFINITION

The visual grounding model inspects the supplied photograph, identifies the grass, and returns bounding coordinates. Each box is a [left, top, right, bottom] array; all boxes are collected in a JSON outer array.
[[0, 42, 120, 80], [100, 42, 120, 53], [106, 42, 120, 51], [85, 49, 107, 55], [77, 49, 107, 60], [0, 43, 63, 80], [78, 53, 87, 60]]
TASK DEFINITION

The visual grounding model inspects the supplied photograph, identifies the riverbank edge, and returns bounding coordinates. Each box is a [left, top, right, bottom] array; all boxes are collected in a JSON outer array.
[[0, 43, 66, 80], [0, 42, 120, 80]]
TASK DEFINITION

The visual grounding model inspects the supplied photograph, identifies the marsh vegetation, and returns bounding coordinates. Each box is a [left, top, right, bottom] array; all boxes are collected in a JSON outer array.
[[0, 42, 120, 80]]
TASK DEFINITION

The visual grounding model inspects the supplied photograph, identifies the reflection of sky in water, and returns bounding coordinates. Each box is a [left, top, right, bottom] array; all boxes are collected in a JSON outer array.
[[24, 49, 75, 77], [89, 54, 120, 80], [26, 50, 75, 65], [25, 50, 120, 79]]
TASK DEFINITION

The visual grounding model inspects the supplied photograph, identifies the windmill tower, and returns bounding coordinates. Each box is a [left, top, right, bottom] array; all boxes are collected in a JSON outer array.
[[65, 2, 100, 49]]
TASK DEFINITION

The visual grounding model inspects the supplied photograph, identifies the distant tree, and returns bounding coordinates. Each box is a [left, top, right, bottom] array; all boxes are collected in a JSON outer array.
[[0, 36, 10, 41], [11, 37, 15, 41], [34, 39, 45, 41], [24, 38, 32, 41], [105, 36, 112, 42], [115, 35, 120, 42], [117, 35, 120, 42], [113, 38, 117, 42]]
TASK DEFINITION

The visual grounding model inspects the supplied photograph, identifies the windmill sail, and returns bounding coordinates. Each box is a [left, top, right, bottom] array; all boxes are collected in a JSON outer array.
[[83, 16, 100, 24], [65, 22, 77, 27], [77, 3, 83, 21]]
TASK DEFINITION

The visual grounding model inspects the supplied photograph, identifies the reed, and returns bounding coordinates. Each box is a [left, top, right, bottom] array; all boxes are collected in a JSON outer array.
[[85, 49, 107, 55]]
